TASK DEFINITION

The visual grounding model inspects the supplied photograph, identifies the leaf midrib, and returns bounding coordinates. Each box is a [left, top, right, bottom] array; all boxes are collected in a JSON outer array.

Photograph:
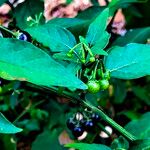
[[110, 61, 137, 72]]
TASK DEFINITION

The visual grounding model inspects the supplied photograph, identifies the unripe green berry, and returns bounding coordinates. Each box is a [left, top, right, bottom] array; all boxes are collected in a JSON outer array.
[[87, 80, 100, 94], [89, 57, 95, 62], [99, 79, 109, 90]]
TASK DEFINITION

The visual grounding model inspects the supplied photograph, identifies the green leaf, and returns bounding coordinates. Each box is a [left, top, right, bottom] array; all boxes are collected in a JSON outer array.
[[0, 38, 87, 89], [125, 112, 150, 138], [66, 0, 73, 4], [85, 93, 99, 106], [122, 1, 150, 28], [86, 8, 109, 47], [53, 52, 78, 63], [0, 0, 7, 5], [109, 0, 147, 12], [47, 18, 88, 29], [130, 139, 150, 150], [91, 32, 110, 55], [119, 110, 141, 120], [77, 6, 105, 20], [0, 135, 16, 150], [44, 100, 68, 130], [132, 86, 150, 105], [111, 136, 129, 150], [32, 130, 64, 150], [13, 0, 44, 29], [0, 112, 22, 133], [79, 36, 89, 45], [104, 43, 150, 79], [112, 27, 150, 46], [90, 0, 99, 6], [46, 18, 90, 37], [65, 143, 112, 150], [112, 79, 126, 104], [26, 25, 76, 52], [18, 119, 40, 131]]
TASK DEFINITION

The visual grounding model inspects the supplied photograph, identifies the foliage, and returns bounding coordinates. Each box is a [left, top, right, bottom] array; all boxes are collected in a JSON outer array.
[[0, 112, 22, 133], [0, 0, 150, 150], [66, 143, 111, 150]]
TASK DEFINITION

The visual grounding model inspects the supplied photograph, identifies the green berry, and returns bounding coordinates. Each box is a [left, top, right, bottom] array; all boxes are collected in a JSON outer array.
[[87, 80, 100, 94], [89, 57, 95, 62], [99, 79, 109, 90]]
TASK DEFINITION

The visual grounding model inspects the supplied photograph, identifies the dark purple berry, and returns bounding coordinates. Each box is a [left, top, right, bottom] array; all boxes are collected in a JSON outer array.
[[84, 120, 94, 130], [91, 113, 100, 122], [66, 118, 76, 130], [72, 126, 84, 137], [17, 31, 31, 42], [18, 33, 28, 41]]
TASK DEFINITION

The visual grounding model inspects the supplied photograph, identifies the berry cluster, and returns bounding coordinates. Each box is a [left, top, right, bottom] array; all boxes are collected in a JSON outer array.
[[87, 70, 110, 94], [66, 112, 101, 138]]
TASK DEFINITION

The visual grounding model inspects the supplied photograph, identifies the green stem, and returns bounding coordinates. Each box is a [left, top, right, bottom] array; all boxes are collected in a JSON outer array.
[[29, 84, 137, 141], [13, 100, 44, 124], [73, 50, 85, 63], [52, 88, 137, 141], [82, 101, 137, 141], [68, 43, 85, 63], [69, 43, 82, 53], [92, 60, 99, 79], [83, 44, 93, 57], [81, 46, 85, 60], [0, 25, 16, 36]]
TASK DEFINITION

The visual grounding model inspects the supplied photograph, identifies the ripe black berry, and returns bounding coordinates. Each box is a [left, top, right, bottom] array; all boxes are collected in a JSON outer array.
[[19, 33, 27, 41], [17, 31, 31, 42], [66, 118, 76, 130], [84, 120, 94, 130], [72, 126, 84, 137], [91, 113, 100, 122]]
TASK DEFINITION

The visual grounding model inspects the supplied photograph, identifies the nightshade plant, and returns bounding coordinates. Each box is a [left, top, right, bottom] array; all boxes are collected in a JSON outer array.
[[0, 0, 150, 149]]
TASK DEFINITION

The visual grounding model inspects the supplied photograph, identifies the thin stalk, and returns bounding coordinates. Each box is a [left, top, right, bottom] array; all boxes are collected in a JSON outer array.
[[84, 44, 94, 57], [52, 88, 137, 141], [81, 46, 86, 60], [28, 84, 137, 141], [69, 43, 82, 53], [13, 100, 44, 124], [0, 25, 16, 36], [73, 50, 84, 63], [82, 101, 137, 141], [92, 60, 99, 79]]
